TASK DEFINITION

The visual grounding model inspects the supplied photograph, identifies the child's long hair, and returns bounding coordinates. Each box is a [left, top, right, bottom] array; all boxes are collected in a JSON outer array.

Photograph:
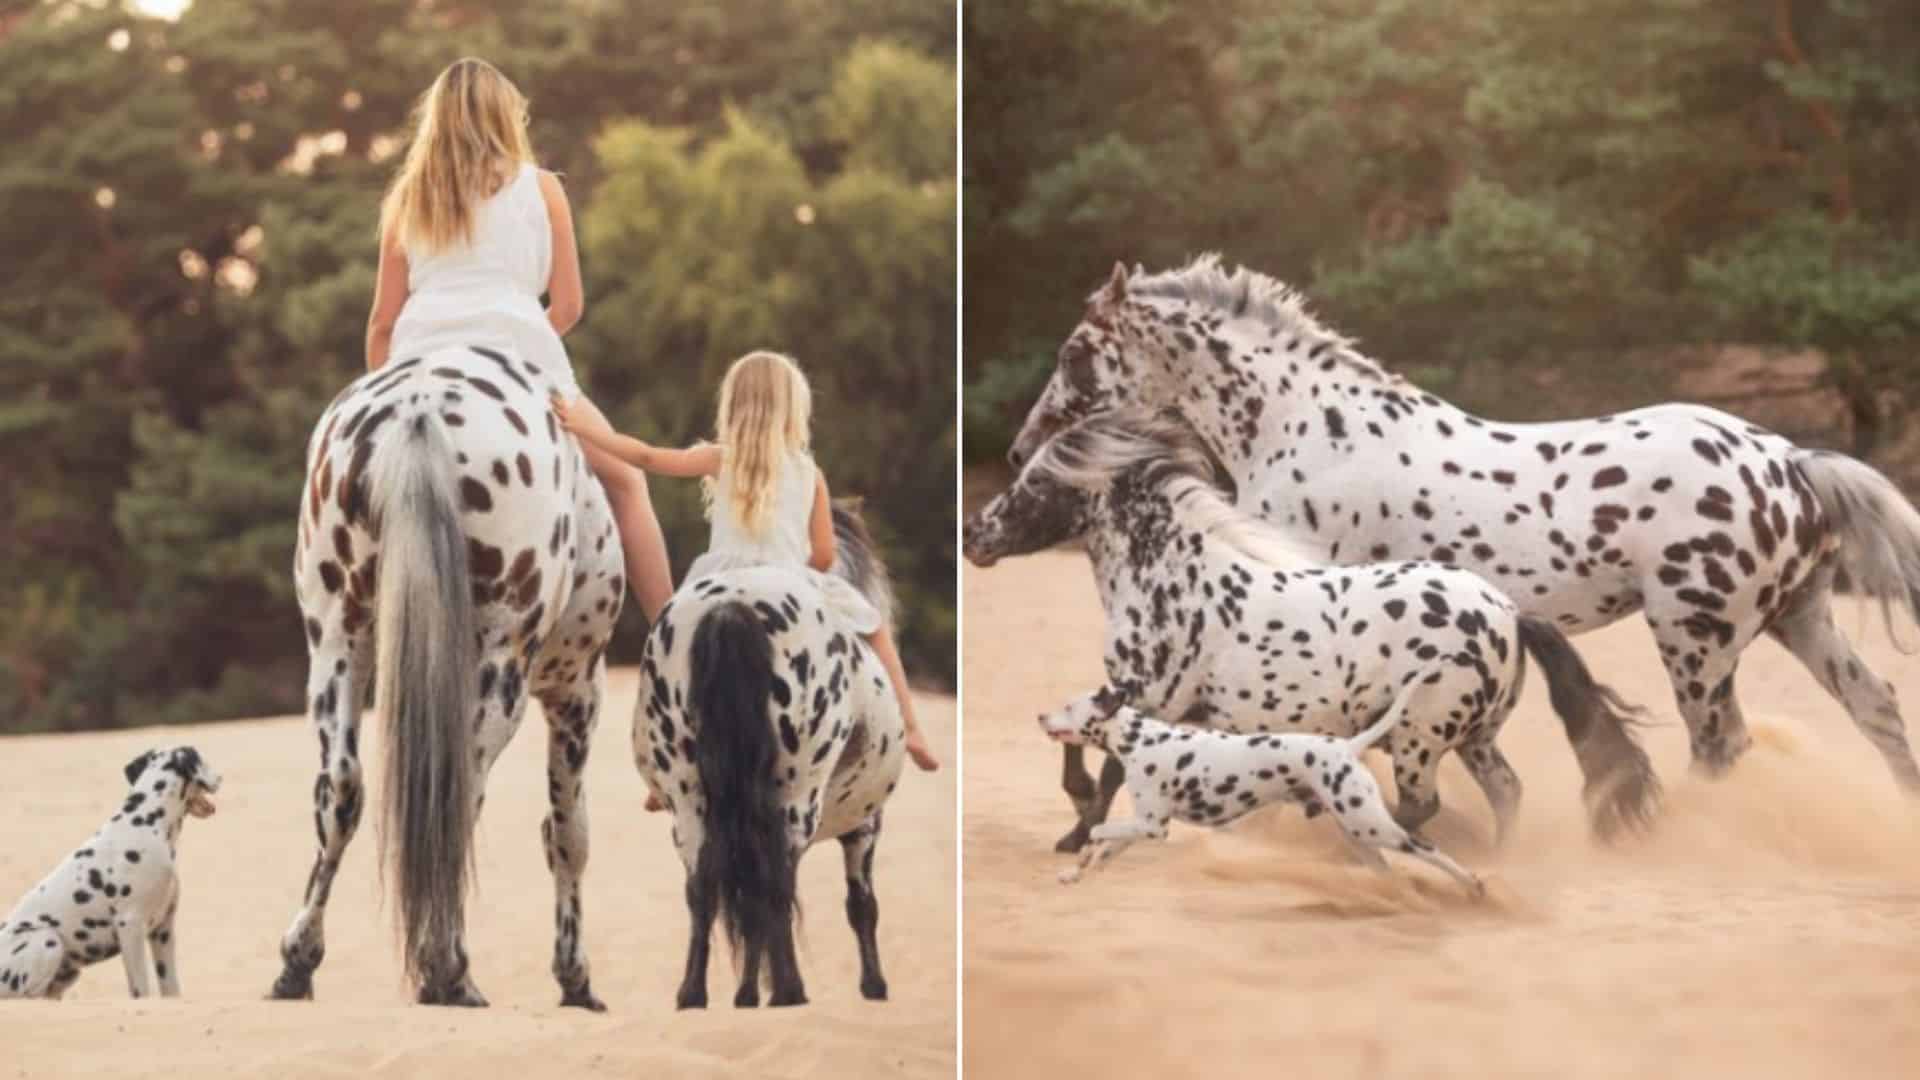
[[379, 57, 534, 255], [709, 351, 813, 537]]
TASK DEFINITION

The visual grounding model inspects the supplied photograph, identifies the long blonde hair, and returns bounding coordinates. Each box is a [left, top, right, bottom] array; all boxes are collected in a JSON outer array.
[[709, 351, 814, 536], [379, 57, 535, 255]]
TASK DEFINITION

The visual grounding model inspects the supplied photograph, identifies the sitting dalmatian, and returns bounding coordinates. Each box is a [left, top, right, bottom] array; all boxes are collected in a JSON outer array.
[[0, 746, 221, 999], [1040, 687, 1484, 898]]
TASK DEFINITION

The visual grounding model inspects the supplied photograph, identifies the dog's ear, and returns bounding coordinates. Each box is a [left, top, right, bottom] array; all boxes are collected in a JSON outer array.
[[1091, 686, 1126, 717], [122, 750, 157, 786]]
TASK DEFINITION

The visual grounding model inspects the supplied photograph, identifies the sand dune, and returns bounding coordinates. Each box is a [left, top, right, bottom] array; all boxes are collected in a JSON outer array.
[[0, 670, 955, 1079], [963, 550, 1920, 1079]]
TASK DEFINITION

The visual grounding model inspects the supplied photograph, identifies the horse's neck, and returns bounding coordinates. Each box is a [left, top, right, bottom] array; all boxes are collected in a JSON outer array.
[[1083, 490, 1200, 606]]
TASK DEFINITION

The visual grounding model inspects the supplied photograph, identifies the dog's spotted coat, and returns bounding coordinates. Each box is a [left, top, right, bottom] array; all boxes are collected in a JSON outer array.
[[1009, 257, 1920, 795], [272, 345, 622, 1008], [1040, 689, 1483, 896], [1, 747, 221, 999]]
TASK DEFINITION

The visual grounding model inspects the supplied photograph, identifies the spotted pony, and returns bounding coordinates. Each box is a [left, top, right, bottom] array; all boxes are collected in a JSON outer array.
[[635, 513, 906, 1010], [270, 345, 624, 1009], [1010, 257, 1920, 800], [964, 408, 1655, 851]]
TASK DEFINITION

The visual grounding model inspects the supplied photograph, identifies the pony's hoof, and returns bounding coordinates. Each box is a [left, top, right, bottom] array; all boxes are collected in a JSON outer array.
[[734, 982, 760, 1008], [676, 987, 708, 1011], [1054, 826, 1090, 854], [267, 968, 313, 1001], [860, 974, 889, 1001], [418, 983, 489, 1008], [768, 988, 808, 1008], [560, 982, 607, 1012]]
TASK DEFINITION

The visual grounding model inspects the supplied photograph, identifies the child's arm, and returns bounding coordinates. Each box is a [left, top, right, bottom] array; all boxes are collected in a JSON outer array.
[[551, 395, 721, 477], [365, 221, 409, 371], [807, 470, 835, 572], [537, 171, 584, 336]]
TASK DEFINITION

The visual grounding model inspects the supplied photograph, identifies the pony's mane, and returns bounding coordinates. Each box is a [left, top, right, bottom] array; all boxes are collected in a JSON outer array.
[[1124, 254, 1395, 383], [1029, 408, 1324, 571]]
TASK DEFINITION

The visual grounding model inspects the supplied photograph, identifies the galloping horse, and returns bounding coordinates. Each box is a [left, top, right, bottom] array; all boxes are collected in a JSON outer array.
[[271, 345, 625, 1008], [635, 506, 907, 1009], [1010, 256, 1920, 816]]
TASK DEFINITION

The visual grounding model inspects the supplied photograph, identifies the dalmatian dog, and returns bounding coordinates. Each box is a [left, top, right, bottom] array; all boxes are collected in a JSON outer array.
[[0, 747, 221, 999], [1040, 689, 1483, 897]]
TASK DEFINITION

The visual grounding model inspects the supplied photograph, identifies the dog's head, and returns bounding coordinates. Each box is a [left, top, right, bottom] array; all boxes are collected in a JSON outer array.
[[123, 746, 222, 819], [1037, 689, 1129, 749]]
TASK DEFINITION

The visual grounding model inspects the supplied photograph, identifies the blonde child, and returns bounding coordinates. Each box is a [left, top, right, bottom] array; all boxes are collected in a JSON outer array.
[[554, 351, 941, 777], [364, 56, 675, 620]]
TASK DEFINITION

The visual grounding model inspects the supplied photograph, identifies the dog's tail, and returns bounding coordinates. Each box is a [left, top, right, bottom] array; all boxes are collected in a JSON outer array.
[[369, 410, 477, 993], [1517, 615, 1661, 840], [1350, 678, 1421, 754], [688, 600, 805, 1005], [1793, 448, 1920, 641]]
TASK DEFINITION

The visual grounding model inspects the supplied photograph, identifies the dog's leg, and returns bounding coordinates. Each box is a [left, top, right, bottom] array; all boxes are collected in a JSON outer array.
[[534, 662, 606, 1012], [1398, 835, 1487, 899], [115, 915, 152, 999], [150, 894, 181, 997], [0, 929, 64, 999]]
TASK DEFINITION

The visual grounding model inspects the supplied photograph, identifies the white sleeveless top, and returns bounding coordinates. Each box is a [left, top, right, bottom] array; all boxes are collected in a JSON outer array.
[[389, 162, 580, 398], [687, 452, 883, 634]]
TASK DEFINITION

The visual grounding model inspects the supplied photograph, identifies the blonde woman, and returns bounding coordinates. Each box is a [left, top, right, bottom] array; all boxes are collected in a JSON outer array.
[[365, 57, 674, 619], [553, 351, 942, 777]]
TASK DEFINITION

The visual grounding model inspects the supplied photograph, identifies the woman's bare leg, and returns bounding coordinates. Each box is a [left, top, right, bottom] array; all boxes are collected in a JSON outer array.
[[864, 626, 939, 771], [569, 397, 673, 622]]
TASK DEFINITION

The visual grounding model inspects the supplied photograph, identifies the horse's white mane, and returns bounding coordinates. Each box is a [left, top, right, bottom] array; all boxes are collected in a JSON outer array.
[[1125, 254, 1395, 383], [1028, 408, 1323, 572]]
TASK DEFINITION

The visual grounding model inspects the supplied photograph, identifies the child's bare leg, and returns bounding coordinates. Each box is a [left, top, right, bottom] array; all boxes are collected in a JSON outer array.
[[568, 397, 673, 622], [864, 625, 939, 771]]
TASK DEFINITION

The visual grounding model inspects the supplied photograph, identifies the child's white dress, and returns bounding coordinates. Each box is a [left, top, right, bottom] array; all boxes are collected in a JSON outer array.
[[687, 452, 883, 635], [390, 161, 581, 399]]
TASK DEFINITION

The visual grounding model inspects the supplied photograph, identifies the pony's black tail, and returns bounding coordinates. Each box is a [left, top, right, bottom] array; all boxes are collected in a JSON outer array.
[[689, 601, 799, 997], [1517, 616, 1662, 840]]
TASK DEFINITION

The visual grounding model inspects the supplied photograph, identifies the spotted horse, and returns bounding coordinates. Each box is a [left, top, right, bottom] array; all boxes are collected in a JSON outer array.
[[964, 408, 1654, 851], [269, 345, 625, 1009], [635, 509, 906, 1010], [1010, 256, 1920, 811]]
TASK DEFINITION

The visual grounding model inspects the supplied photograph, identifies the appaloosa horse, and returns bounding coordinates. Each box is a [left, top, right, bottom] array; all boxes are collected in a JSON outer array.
[[1010, 256, 1920, 812], [271, 344, 624, 1008], [635, 507, 906, 1010]]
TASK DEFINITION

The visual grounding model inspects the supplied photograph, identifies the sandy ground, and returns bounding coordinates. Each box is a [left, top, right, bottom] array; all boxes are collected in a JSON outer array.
[[0, 670, 955, 1079], [963, 550, 1920, 1080]]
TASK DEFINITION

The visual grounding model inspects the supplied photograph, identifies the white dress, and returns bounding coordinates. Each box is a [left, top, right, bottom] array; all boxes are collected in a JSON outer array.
[[687, 452, 884, 635], [390, 161, 580, 399]]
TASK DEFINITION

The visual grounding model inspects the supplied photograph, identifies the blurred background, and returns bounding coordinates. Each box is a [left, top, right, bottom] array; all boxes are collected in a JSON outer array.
[[964, 1, 1920, 489], [0, 0, 955, 733]]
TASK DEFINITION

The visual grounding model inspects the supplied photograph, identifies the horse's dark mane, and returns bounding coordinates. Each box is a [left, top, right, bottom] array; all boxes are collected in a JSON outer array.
[[1026, 408, 1321, 570], [830, 497, 896, 627], [1125, 254, 1396, 384]]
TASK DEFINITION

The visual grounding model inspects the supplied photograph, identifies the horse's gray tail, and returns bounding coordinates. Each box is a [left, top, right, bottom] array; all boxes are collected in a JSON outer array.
[[688, 601, 800, 993], [830, 499, 895, 627], [1793, 449, 1920, 639], [370, 411, 477, 990], [1516, 616, 1661, 840]]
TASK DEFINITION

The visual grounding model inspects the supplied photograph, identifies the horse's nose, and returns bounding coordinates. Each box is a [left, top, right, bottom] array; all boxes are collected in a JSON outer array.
[[1006, 446, 1027, 469]]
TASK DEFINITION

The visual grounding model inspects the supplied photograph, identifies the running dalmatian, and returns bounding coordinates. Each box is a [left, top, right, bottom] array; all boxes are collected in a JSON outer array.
[[0, 747, 221, 999], [1040, 689, 1483, 897]]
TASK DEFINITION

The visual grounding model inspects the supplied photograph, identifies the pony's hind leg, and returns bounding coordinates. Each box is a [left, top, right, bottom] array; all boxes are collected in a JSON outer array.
[[1768, 567, 1920, 792], [535, 661, 609, 1011], [840, 814, 888, 1001], [271, 637, 366, 1001], [1458, 737, 1523, 846], [676, 854, 717, 1010]]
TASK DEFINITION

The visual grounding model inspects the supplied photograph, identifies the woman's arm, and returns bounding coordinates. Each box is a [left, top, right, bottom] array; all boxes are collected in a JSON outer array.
[[365, 222, 409, 371], [538, 171, 584, 336], [551, 395, 721, 476], [807, 470, 835, 572]]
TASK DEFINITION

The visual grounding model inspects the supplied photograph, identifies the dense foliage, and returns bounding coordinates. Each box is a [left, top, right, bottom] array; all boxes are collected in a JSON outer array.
[[964, 0, 1920, 458], [0, 0, 955, 732]]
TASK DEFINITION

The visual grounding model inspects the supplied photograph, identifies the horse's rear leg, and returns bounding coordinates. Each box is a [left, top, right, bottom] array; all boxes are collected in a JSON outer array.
[[675, 862, 716, 1010], [840, 814, 888, 1001], [535, 662, 608, 1011], [1459, 737, 1523, 846], [1646, 597, 1755, 777], [1768, 569, 1920, 792], [271, 639, 365, 1001]]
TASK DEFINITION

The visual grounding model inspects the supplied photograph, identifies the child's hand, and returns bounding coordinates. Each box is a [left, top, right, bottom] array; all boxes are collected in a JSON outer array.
[[550, 394, 605, 439]]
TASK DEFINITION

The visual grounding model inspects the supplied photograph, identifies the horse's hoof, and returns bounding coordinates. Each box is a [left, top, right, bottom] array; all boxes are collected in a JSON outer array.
[[1054, 827, 1089, 854], [560, 982, 607, 1012], [860, 974, 888, 1001], [267, 969, 313, 1001], [768, 988, 808, 1008], [418, 983, 489, 1008], [676, 987, 708, 1011], [733, 983, 760, 1008]]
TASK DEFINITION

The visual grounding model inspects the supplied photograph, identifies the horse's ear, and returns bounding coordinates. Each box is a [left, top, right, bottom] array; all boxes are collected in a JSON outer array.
[[1101, 261, 1129, 304]]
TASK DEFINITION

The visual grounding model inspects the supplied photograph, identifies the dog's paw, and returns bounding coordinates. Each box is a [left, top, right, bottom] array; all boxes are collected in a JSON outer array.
[[1057, 867, 1082, 885]]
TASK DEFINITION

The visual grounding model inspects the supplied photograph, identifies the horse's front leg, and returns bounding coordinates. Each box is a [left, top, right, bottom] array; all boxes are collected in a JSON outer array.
[[536, 663, 607, 1011], [1054, 744, 1099, 852]]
